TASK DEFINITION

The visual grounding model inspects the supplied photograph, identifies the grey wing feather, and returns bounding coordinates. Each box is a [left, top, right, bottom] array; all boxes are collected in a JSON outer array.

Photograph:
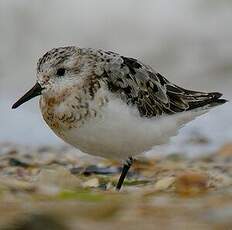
[[103, 55, 227, 118]]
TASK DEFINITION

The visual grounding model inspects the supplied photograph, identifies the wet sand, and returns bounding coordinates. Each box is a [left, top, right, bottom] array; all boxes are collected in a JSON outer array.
[[1, 143, 232, 229]]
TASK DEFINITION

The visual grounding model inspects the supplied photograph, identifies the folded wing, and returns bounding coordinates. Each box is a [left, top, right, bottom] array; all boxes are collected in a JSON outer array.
[[103, 55, 227, 118]]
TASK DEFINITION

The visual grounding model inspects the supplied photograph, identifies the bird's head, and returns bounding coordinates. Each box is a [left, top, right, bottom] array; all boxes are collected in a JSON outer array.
[[12, 46, 96, 109]]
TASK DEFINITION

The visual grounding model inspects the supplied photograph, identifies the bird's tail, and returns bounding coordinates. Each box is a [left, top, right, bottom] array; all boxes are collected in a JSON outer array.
[[184, 91, 228, 111], [167, 92, 227, 130]]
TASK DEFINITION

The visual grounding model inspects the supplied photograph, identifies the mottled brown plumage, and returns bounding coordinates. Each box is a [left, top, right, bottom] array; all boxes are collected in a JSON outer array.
[[37, 47, 227, 120]]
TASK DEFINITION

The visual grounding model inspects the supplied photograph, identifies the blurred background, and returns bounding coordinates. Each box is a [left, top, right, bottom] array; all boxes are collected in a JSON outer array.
[[0, 0, 231, 156]]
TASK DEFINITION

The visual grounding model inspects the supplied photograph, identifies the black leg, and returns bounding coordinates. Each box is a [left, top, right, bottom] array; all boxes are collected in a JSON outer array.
[[116, 157, 134, 191]]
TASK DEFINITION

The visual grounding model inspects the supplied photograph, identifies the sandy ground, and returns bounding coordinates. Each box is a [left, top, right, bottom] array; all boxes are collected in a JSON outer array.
[[0, 142, 232, 229]]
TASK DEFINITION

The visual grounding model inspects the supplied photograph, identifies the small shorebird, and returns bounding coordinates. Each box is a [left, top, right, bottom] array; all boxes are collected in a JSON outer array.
[[12, 46, 227, 190]]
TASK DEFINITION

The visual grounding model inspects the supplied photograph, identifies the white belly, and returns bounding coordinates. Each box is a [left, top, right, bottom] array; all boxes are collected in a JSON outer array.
[[57, 98, 204, 160]]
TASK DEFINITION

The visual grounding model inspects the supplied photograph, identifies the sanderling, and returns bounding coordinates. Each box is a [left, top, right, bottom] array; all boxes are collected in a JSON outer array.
[[12, 46, 227, 190]]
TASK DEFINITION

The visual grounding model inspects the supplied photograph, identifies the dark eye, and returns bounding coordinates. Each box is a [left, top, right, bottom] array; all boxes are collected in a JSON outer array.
[[56, 68, 66, 76]]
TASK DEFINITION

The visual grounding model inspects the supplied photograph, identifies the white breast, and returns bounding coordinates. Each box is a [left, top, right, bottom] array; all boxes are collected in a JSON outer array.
[[57, 96, 204, 160]]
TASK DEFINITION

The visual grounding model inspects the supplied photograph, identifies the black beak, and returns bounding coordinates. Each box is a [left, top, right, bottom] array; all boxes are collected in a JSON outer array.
[[12, 82, 43, 109]]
